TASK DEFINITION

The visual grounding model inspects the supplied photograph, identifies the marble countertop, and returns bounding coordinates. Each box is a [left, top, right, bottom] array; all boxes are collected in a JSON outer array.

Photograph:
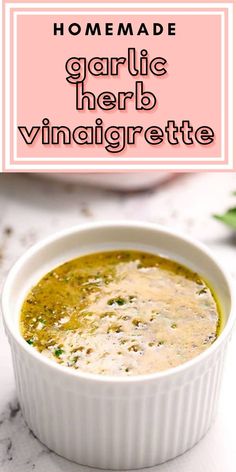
[[0, 172, 236, 472]]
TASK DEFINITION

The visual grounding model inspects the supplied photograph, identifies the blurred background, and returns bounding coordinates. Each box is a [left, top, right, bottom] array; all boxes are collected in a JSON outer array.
[[0, 171, 236, 472]]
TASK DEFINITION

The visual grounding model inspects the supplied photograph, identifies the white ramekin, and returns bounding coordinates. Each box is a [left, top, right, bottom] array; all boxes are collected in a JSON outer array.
[[1, 222, 235, 469]]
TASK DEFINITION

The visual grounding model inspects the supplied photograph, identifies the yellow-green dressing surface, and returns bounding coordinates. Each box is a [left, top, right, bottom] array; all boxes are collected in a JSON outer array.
[[20, 250, 221, 376]]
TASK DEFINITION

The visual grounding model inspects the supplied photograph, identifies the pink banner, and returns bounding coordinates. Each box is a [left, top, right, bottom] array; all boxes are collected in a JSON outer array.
[[2, 1, 234, 171]]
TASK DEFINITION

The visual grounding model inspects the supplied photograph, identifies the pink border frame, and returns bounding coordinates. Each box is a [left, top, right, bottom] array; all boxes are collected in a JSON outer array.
[[2, 1, 234, 172]]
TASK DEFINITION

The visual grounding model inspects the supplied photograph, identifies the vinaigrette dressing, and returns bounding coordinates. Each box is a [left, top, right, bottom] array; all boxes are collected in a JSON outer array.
[[20, 250, 221, 376]]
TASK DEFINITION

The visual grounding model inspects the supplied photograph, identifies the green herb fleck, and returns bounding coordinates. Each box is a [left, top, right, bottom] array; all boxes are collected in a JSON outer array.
[[54, 348, 64, 357], [107, 297, 126, 306], [197, 287, 207, 295]]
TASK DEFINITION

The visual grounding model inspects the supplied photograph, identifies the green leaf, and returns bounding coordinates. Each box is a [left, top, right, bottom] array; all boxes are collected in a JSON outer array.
[[214, 208, 236, 229]]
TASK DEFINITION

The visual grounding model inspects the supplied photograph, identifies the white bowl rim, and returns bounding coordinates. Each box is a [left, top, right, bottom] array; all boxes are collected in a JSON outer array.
[[2, 220, 236, 385]]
